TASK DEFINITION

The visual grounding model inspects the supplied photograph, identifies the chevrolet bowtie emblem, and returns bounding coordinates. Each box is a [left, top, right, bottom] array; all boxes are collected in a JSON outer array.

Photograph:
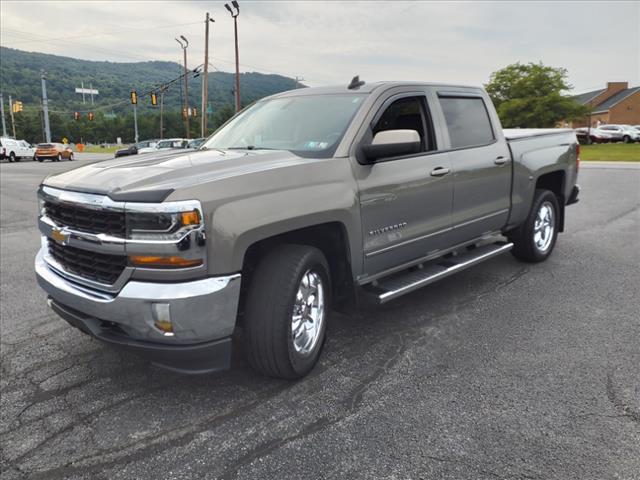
[[51, 228, 69, 245]]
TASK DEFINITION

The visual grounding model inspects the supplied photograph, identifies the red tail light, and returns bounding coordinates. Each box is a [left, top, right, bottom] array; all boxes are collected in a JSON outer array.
[[576, 144, 580, 172]]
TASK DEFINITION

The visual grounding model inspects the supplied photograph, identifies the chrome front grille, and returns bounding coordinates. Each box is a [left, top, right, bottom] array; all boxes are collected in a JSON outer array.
[[47, 239, 127, 285], [44, 201, 126, 237]]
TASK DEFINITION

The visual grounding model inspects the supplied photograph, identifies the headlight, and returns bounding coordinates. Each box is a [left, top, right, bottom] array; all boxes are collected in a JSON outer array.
[[126, 200, 203, 241]]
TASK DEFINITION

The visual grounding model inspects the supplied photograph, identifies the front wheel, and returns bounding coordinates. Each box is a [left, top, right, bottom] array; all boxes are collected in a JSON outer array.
[[8, 152, 15, 163], [244, 245, 330, 379], [56, 154, 62, 162], [68, 153, 74, 161], [508, 189, 560, 263], [623, 135, 631, 144]]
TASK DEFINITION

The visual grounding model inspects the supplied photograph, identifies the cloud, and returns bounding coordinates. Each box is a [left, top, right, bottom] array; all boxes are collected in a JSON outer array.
[[1, 0, 638, 92]]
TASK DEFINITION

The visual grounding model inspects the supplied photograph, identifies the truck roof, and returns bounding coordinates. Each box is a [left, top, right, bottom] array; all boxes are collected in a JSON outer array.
[[268, 81, 484, 100]]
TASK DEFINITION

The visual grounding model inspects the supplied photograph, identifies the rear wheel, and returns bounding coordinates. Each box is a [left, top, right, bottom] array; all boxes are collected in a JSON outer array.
[[56, 154, 62, 162], [623, 135, 631, 143], [68, 153, 74, 161], [8, 152, 15, 163], [244, 245, 330, 379], [36, 156, 43, 162], [508, 189, 560, 263]]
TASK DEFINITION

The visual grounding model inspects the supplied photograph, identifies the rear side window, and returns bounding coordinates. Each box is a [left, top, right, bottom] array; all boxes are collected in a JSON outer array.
[[439, 96, 494, 149]]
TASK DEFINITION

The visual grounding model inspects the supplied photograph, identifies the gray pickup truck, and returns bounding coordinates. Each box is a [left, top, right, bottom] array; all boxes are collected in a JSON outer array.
[[35, 80, 580, 379]]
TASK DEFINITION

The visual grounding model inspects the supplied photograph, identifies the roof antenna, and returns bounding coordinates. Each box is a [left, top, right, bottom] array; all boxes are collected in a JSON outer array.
[[348, 75, 365, 90]]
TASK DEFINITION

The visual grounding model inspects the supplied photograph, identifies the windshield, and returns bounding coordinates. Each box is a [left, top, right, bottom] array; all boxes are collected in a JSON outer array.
[[203, 94, 365, 157]]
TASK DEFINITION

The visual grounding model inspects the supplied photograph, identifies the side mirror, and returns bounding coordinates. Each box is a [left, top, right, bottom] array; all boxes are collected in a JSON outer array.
[[130, 146, 138, 153], [362, 129, 421, 162]]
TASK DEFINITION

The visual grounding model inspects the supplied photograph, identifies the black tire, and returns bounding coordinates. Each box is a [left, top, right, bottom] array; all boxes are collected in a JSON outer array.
[[37, 157, 43, 162], [68, 153, 74, 161], [586, 137, 593, 145], [508, 189, 560, 263], [56, 154, 62, 162], [244, 244, 330, 379], [623, 135, 631, 144], [8, 152, 15, 163]]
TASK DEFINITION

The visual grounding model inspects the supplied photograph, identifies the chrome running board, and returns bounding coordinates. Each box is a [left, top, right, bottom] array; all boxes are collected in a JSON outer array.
[[367, 242, 513, 304]]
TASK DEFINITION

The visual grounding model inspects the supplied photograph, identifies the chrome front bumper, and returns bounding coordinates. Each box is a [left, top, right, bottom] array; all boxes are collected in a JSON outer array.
[[35, 247, 241, 345]]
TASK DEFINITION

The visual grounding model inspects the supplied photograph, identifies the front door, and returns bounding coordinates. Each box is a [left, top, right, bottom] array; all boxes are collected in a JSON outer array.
[[353, 92, 454, 276]]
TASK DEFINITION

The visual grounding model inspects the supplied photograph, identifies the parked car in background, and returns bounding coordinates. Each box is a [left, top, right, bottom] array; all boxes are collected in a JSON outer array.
[[114, 140, 159, 158], [155, 138, 189, 150], [574, 128, 613, 144], [1, 138, 36, 162], [187, 138, 206, 149], [598, 125, 640, 143], [35, 143, 74, 162]]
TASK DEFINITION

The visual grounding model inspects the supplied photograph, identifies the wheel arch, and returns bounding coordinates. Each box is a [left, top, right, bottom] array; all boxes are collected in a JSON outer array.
[[535, 170, 566, 232], [241, 221, 356, 308]]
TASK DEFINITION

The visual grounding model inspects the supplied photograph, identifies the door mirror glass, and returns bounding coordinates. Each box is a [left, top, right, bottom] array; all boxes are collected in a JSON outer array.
[[362, 129, 421, 162]]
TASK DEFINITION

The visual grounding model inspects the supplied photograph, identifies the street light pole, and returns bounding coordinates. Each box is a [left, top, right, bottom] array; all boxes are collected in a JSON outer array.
[[225, 1, 241, 112], [202, 13, 214, 137], [176, 36, 190, 138]]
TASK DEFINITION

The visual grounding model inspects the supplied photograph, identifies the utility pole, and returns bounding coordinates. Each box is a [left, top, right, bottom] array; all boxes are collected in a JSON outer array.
[[176, 36, 190, 139], [202, 13, 214, 137], [0, 93, 7, 137], [159, 85, 167, 139], [133, 104, 139, 143], [225, 2, 241, 112], [41, 71, 51, 143], [8, 95, 16, 138]]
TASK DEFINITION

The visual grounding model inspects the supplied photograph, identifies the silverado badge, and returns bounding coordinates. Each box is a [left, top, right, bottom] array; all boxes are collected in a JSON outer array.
[[51, 227, 69, 245]]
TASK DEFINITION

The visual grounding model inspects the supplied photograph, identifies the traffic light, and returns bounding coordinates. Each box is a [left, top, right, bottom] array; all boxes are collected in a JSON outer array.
[[150, 92, 158, 106], [74, 112, 80, 120], [130, 90, 138, 105], [182, 108, 188, 120], [190, 107, 197, 118], [12, 101, 23, 113], [88, 112, 95, 121]]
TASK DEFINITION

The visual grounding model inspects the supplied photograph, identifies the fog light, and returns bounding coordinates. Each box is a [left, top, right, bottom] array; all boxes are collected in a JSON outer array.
[[152, 303, 174, 336]]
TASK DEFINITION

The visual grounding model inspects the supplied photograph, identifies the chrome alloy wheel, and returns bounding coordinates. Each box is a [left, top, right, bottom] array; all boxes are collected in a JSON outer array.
[[291, 269, 325, 356], [533, 201, 555, 253]]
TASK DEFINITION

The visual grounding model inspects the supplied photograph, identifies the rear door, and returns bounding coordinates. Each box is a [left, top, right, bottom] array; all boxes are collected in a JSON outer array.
[[353, 90, 454, 276], [433, 92, 511, 243]]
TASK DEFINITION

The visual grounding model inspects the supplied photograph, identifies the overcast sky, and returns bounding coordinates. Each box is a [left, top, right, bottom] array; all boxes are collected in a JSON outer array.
[[1, 1, 638, 93]]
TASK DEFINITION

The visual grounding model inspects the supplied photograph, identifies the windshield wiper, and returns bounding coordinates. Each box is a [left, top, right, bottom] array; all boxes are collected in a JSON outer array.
[[199, 146, 227, 154]]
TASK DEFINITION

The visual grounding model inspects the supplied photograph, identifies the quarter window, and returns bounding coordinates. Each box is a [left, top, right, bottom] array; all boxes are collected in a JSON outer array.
[[439, 96, 495, 149]]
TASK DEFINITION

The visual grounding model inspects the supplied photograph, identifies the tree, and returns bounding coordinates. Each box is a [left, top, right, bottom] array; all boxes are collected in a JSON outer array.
[[485, 62, 589, 128]]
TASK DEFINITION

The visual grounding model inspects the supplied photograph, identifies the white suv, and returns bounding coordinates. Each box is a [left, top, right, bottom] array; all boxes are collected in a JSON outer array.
[[598, 125, 640, 143]]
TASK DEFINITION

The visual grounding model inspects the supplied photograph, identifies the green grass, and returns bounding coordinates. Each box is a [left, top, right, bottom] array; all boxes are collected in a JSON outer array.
[[79, 145, 121, 154], [580, 143, 640, 162]]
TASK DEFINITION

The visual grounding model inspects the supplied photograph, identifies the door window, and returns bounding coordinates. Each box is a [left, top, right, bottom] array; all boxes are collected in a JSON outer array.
[[438, 96, 495, 149], [372, 96, 435, 152]]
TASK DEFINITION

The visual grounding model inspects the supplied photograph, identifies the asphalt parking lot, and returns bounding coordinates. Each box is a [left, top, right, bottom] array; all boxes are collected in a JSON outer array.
[[1, 157, 638, 480]]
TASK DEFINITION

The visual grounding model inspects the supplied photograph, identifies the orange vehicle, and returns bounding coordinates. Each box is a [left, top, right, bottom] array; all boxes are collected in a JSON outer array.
[[35, 143, 74, 162]]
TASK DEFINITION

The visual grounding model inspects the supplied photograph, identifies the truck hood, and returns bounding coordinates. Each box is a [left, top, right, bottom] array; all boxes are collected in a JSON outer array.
[[42, 149, 309, 202]]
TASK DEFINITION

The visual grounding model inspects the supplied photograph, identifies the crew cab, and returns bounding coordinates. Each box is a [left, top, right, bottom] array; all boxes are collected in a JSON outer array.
[[35, 80, 580, 379]]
